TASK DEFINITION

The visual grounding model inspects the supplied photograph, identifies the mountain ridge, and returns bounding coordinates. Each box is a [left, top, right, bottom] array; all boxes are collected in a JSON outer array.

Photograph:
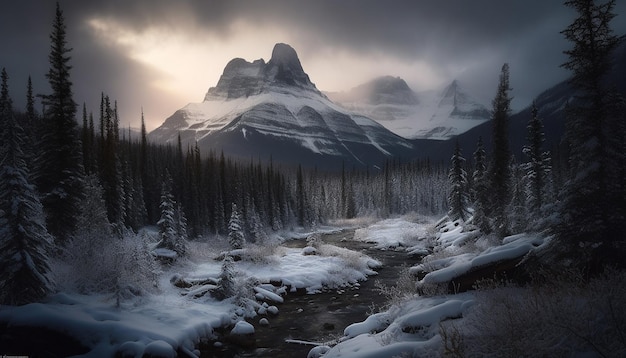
[[148, 43, 414, 170]]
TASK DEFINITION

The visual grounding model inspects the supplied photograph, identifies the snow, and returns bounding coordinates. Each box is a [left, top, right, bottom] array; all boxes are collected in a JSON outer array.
[[231, 321, 255, 335], [333, 82, 490, 140], [0, 225, 382, 356], [153, 248, 178, 259], [323, 294, 475, 358], [253, 286, 284, 303], [417, 233, 545, 285], [353, 215, 431, 251]]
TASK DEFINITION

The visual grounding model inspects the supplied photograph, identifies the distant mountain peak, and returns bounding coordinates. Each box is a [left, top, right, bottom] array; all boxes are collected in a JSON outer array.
[[434, 79, 490, 119], [329, 75, 419, 106], [204, 43, 318, 101]]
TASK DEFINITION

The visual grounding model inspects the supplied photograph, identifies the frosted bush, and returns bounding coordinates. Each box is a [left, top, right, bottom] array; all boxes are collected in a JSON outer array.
[[446, 269, 626, 357]]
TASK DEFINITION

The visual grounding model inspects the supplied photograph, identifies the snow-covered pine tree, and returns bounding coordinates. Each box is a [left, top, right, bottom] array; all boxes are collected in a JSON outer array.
[[0, 68, 55, 305], [472, 137, 491, 233], [447, 140, 470, 222], [228, 203, 245, 250], [522, 103, 551, 218], [508, 156, 528, 233], [67, 174, 116, 293], [156, 172, 179, 258], [489, 63, 513, 238], [35, 3, 84, 243], [557, 0, 625, 268], [217, 255, 236, 300], [174, 203, 188, 257]]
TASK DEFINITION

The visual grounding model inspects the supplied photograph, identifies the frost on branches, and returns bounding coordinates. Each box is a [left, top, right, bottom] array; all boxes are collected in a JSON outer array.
[[228, 203, 245, 250], [0, 68, 55, 305], [155, 173, 188, 260]]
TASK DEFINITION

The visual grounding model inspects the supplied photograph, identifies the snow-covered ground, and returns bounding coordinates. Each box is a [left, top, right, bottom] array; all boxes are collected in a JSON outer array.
[[1, 216, 554, 357], [310, 216, 549, 358], [0, 228, 381, 357]]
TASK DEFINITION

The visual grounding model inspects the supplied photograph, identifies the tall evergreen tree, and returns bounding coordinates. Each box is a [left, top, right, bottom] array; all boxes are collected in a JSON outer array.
[[156, 172, 186, 258], [557, 0, 624, 267], [489, 63, 513, 238], [228, 203, 244, 250], [35, 2, 84, 242], [447, 140, 470, 222], [0, 69, 55, 305], [522, 103, 551, 217]]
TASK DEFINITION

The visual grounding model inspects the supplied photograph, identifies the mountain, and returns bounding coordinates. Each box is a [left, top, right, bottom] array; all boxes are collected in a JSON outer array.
[[416, 40, 626, 163], [148, 43, 414, 170], [328, 78, 490, 140]]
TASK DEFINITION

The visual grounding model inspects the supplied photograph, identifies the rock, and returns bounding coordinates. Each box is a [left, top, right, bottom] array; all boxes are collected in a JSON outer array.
[[268, 306, 279, 315], [259, 318, 270, 326], [308, 345, 331, 358], [170, 274, 192, 288], [226, 321, 256, 348], [302, 246, 318, 256]]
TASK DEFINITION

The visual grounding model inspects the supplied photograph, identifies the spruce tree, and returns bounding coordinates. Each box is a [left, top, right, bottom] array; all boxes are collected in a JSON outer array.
[[228, 203, 244, 250], [36, 2, 84, 242], [522, 103, 551, 217], [156, 172, 186, 258], [489, 63, 513, 238], [447, 140, 470, 222], [557, 0, 624, 267], [0, 69, 55, 305], [473, 140, 491, 233]]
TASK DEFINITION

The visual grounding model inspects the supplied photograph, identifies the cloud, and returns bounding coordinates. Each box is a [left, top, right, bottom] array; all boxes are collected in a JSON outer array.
[[2, 0, 625, 130]]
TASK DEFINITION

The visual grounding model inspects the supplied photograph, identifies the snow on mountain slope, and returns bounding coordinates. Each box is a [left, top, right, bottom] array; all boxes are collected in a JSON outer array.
[[330, 78, 490, 140], [149, 44, 413, 169]]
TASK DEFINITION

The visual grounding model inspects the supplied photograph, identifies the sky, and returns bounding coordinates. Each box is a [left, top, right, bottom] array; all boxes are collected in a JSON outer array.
[[1, 1, 625, 131]]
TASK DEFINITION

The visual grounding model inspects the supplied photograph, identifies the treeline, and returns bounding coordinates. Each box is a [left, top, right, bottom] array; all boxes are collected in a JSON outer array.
[[445, 0, 626, 273]]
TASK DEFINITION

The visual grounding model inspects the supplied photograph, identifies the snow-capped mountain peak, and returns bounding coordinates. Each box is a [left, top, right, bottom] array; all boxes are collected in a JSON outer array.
[[149, 43, 413, 169], [329, 78, 490, 140]]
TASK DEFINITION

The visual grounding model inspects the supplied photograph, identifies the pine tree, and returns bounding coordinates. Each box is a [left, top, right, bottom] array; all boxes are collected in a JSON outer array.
[[508, 156, 528, 233], [557, 0, 624, 267], [174, 203, 188, 256], [156, 172, 178, 256], [228, 203, 244, 250], [217, 255, 236, 300], [522, 103, 551, 217], [472, 137, 491, 233], [0, 69, 55, 305], [35, 2, 84, 242], [489, 63, 513, 238], [447, 140, 470, 222]]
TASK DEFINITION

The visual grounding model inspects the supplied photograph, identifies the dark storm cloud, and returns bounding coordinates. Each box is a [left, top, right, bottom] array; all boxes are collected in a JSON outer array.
[[1, 1, 625, 128]]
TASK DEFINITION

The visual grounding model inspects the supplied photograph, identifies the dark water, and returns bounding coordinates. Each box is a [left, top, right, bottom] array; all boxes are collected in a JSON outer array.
[[203, 229, 420, 358]]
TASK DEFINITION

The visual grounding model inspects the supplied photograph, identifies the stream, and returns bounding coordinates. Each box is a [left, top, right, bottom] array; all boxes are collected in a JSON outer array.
[[203, 229, 421, 357]]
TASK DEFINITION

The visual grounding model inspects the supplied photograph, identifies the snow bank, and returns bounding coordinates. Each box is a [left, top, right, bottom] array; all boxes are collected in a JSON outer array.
[[0, 293, 231, 357], [235, 246, 380, 293], [418, 233, 545, 284], [322, 294, 474, 358], [353, 216, 430, 250]]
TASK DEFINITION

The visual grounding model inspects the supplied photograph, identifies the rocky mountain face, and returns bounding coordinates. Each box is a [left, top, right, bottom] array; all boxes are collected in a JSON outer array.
[[148, 43, 414, 170], [328, 77, 490, 140]]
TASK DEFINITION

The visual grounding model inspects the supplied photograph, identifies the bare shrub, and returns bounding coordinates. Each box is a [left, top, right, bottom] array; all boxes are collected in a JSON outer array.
[[439, 321, 464, 358], [453, 269, 626, 357], [374, 265, 417, 310]]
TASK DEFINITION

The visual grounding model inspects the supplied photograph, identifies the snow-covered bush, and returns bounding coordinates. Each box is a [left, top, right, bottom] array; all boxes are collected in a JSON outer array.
[[373, 265, 417, 309], [59, 176, 159, 298], [448, 269, 626, 357]]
